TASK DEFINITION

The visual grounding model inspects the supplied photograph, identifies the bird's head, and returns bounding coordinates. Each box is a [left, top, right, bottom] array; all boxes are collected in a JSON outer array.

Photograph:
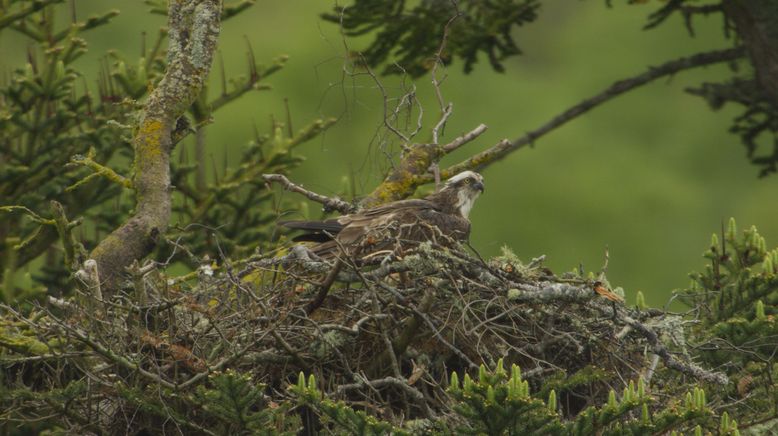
[[442, 170, 484, 219]]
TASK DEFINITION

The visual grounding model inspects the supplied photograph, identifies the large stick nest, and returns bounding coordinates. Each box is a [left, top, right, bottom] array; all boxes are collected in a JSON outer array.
[[1, 242, 725, 430]]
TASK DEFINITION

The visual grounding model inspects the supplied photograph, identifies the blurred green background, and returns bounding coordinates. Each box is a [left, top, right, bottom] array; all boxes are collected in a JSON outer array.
[[2, 1, 776, 307]]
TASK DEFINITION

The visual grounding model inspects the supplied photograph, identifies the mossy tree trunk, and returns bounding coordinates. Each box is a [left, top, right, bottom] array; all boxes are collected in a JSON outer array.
[[90, 0, 222, 290]]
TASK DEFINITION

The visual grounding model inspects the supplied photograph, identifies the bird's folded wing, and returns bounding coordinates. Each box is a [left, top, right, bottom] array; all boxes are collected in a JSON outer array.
[[281, 199, 440, 243], [358, 199, 439, 217], [280, 219, 345, 242]]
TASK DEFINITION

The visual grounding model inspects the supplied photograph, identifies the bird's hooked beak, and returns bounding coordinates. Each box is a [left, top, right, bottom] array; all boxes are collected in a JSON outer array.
[[473, 181, 484, 193]]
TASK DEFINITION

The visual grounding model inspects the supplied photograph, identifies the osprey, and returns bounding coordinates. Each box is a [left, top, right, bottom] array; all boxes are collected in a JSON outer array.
[[282, 171, 485, 260]]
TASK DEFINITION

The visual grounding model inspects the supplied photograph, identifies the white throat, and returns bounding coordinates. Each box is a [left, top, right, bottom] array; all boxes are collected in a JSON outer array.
[[456, 189, 479, 219]]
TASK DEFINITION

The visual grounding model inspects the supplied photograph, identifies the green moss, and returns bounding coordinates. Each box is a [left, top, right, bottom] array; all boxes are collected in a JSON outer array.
[[0, 324, 50, 355], [137, 119, 164, 158]]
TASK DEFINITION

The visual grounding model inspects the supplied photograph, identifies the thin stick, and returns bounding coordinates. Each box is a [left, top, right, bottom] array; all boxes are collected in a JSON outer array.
[[262, 173, 355, 214], [305, 260, 343, 315], [442, 123, 488, 153]]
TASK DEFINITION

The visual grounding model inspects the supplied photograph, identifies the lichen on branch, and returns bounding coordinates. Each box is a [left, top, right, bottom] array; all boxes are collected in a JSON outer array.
[[89, 0, 222, 290]]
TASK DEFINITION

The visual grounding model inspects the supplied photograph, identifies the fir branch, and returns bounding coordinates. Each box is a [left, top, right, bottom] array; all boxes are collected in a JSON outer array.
[[49, 201, 86, 272], [0, 0, 64, 30], [0, 206, 55, 226]]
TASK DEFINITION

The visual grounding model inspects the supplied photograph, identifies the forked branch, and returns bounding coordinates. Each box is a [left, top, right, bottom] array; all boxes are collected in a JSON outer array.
[[88, 0, 222, 290]]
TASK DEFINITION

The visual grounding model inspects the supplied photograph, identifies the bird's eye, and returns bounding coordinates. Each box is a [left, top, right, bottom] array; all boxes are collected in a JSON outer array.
[[464, 178, 472, 184]]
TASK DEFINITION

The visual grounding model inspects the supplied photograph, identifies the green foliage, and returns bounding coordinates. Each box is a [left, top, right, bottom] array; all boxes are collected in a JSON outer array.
[[689, 218, 776, 321], [0, 1, 332, 299], [0, 2, 129, 296], [168, 115, 336, 260], [194, 370, 298, 435], [291, 372, 404, 435], [1, 380, 92, 434], [292, 361, 732, 435], [322, 0, 539, 77], [533, 365, 610, 401], [680, 218, 778, 428], [447, 361, 563, 434]]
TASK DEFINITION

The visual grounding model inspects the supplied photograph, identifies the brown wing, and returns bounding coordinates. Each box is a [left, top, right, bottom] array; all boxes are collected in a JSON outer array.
[[332, 201, 470, 259], [335, 199, 442, 243], [357, 199, 439, 217], [286, 198, 469, 259], [284, 199, 439, 244], [281, 219, 344, 242], [415, 207, 471, 241]]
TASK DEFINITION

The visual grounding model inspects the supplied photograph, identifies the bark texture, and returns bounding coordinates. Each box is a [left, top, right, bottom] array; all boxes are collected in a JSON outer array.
[[723, 0, 778, 105], [90, 0, 221, 290], [361, 143, 443, 207]]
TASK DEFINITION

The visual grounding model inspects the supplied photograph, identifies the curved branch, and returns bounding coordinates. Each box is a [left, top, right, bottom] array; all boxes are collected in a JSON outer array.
[[89, 0, 222, 290]]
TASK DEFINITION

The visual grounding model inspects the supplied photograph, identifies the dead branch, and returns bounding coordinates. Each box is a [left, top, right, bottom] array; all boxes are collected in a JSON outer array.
[[262, 173, 355, 214], [430, 1, 462, 144], [616, 310, 729, 385], [438, 46, 746, 178], [442, 123, 488, 153], [0, 236, 733, 431], [337, 376, 432, 417], [305, 260, 344, 315]]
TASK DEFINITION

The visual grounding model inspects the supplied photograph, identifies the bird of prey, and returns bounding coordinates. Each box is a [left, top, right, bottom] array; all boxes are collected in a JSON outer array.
[[282, 171, 485, 261]]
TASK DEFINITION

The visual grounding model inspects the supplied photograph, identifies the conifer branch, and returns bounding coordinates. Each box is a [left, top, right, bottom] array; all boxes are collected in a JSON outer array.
[[0, 0, 64, 30], [49, 201, 86, 272]]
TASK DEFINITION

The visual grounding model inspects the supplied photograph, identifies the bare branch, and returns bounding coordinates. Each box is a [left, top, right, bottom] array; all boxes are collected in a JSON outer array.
[[430, 1, 462, 143], [66, 151, 132, 191], [50, 316, 177, 389], [319, 314, 392, 336], [438, 46, 746, 178], [262, 173, 355, 214], [0, 206, 55, 226], [617, 310, 729, 385], [305, 260, 343, 315], [337, 376, 432, 417], [50, 201, 86, 272], [432, 102, 453, 144], [442, 123, 488, 153]]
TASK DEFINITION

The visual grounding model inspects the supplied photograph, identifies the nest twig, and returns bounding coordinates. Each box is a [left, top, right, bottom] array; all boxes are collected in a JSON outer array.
[[0, 241, 726, 430]]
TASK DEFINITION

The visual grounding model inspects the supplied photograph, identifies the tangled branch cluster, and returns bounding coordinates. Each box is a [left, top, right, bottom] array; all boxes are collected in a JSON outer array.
[[0, 239, 726, 432]]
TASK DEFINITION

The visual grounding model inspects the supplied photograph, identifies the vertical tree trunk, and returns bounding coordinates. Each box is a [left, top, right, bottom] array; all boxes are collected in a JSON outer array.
[[723, 0, 778, 104], [90, 0, 222, 290]]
